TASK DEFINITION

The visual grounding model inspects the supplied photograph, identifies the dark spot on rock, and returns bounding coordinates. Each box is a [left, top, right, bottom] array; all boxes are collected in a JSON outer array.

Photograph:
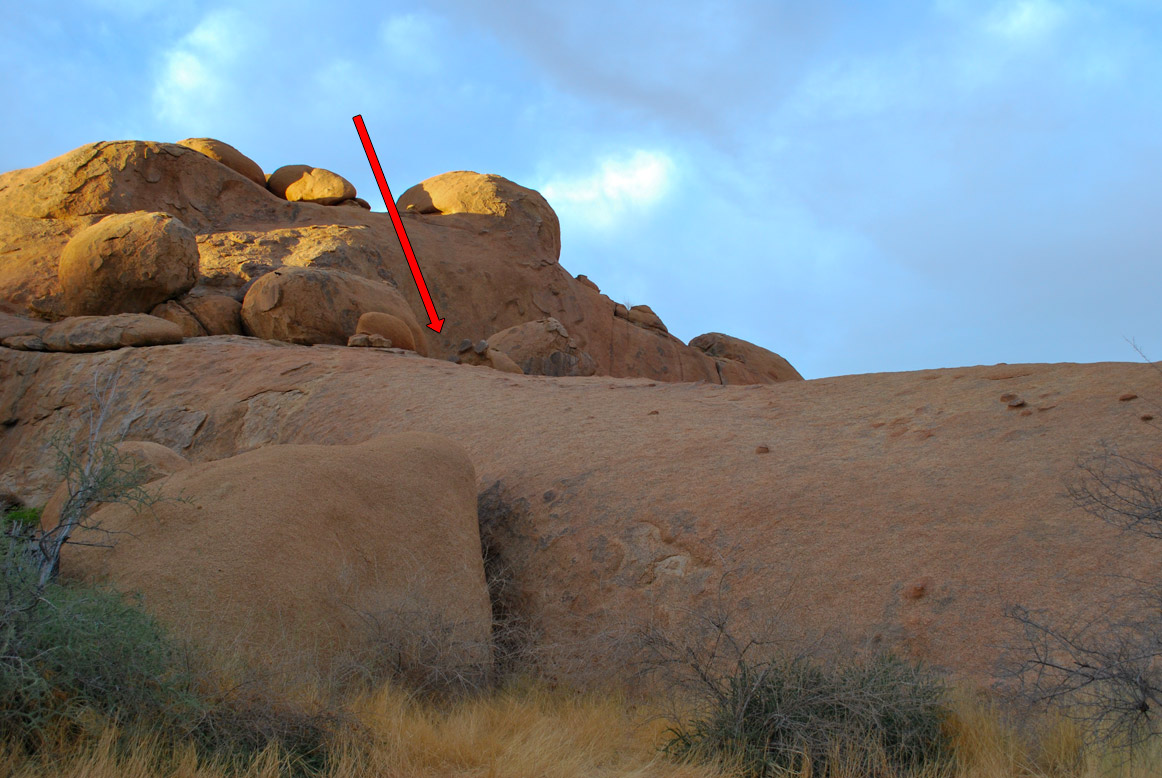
[[648, 410, 659, 415], [755, 445, 770, 454], [1007, 398, 1026, 408], [1120, 393, 1139, 402], [543, 490, 556, 503], [1143, 415, 1155, 422]]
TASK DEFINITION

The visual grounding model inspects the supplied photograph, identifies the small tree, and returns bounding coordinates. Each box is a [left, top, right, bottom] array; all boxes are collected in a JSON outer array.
[[34, 366, 157, 586]]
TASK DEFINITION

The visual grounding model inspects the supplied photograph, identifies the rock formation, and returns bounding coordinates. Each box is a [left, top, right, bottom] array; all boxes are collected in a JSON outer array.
[[2, 337, 1158, 687], [0, 138, 798, 384], [57, 432, 493, 686]]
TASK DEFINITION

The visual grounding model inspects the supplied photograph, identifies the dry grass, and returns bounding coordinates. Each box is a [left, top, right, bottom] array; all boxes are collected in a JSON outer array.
[[4, 682, 1162, 778]]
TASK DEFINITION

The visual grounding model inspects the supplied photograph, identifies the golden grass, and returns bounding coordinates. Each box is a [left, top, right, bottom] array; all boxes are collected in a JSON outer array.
[[4, 681, 1162, 778]]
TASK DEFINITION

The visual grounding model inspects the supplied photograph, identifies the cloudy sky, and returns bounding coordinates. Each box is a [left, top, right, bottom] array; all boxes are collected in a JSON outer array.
[[3, 1, 1160, 378]]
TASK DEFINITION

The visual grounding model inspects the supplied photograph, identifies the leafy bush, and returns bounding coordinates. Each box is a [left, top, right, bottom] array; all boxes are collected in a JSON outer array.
[[0, 531, 199, 747], [663, 650, 952, 777]]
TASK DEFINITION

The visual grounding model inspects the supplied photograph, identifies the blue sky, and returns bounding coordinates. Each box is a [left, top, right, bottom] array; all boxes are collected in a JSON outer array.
[[3, 1, 1160, 379]]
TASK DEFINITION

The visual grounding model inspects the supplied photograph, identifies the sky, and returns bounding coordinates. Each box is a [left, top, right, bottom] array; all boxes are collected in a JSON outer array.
[[2, 1, 1160, 379]]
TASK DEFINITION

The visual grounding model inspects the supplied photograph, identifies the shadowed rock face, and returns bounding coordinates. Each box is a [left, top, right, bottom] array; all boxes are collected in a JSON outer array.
[[0, 139, 796, 384], [2, 341, 1159, 687]]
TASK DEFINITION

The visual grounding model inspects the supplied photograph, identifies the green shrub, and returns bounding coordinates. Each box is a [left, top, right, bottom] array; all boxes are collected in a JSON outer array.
[[2, 505, 41, 532], [0, 532, 200, 747], [663, 650, 952, 777]]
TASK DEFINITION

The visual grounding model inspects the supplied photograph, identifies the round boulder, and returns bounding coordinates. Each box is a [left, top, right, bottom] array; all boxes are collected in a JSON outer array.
[[397, 171, 561, 261], [58, 211, 199, 316], [241, 266, 427, 353], [267, 164, 356, 205], [487, 318, 596, 377], [60, 433, 493, 689], [356, 311, 417, 352], [176, 138, 266, 188]]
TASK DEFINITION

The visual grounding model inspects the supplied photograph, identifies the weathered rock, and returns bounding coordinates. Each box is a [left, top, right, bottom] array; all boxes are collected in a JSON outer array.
[[575, 274, 599, 293], [1, 334, 46, 351], [38, 314, 183, 352], [39, 441, 190, 530], [61, 432, 492, 687], [690, 332, 804, 383], [176, 138, 266, 188], [487, 318, 596, 377], [626, 304, 667, 332], [0, 312, 44, 340], [455, 343, 524, 374], [338, 198, 372, 210], [150, 301, 207, 338], [0, 139, 791, 384], [196, 224, 396, 289], [3, 344, 1161, 688], [0, 141, 301, 317], [356, 311, 417, 353], [58, 211, 199, 316], [347, 333, 393, 348], [179, 293, 243, 336], [267, 164, 356, 205], [398, 171, 561, 261], [241, 266, 427, 354]]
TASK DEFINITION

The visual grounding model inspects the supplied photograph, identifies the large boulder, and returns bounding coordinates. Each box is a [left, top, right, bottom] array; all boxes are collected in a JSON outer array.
[[178, 292, 243, 336], [267, 164, 356, 205], [398, 171, 561, 262], [58, 211, 199, 316], [176, 138, 266, 188], [60, 433, 493, 687], [690, 332, 804, 383], [241, 266, 427, 353], [487, 318, 596, 377], [37, 314, 183, 352]]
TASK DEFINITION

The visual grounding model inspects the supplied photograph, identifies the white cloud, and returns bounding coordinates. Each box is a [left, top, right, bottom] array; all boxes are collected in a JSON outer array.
[[540, 150, 676, 230], [986, 0, 1067, 41], [152, 10, 244, 126]]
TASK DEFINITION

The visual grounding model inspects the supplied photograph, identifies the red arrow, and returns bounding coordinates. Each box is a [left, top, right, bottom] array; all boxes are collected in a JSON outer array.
[[352, 114, 445, 333]]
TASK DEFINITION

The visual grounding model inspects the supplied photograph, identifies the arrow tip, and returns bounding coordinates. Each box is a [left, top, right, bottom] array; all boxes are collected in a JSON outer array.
[[428, 318, 445, 333]]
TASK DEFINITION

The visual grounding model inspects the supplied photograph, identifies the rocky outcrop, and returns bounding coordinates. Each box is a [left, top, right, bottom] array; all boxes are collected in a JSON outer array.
[[59, 432, 493, 686], [240, 266, 427, 353], [58, 211, 199, 316], [0, 139, 798, 384], [452, 339, 524, 374], [398, 171, 561, 262], [3, 314, 183, 352], [176, 138, 266, 188], [267, 164, 356, 205], [2, 343, 1158, 687], [690, 332, 804, 383], [486, 318, 596, 377]]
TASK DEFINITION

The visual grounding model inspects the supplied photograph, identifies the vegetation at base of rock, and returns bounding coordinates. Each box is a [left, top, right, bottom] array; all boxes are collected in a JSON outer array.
[[660, 649, 952, 778], [0, 530, 196, 747]]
